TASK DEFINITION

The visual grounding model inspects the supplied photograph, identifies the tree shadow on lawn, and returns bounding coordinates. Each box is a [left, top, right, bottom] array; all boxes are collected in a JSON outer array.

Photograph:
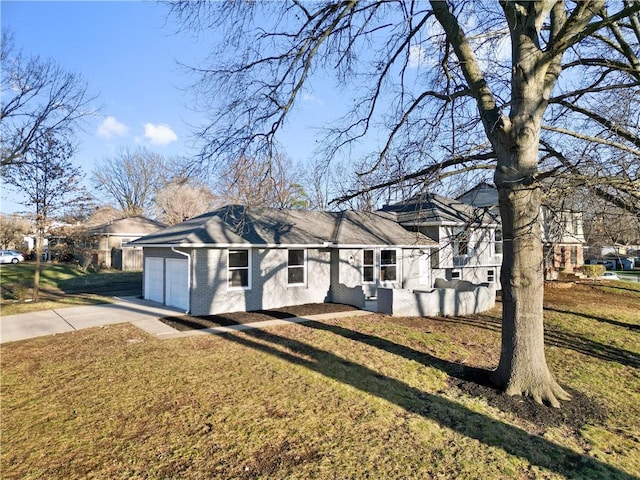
[[301, 321, 607, 433], [160, 303, 358, 330], [544, 307, 640, 332], [218, 326, 633, 480], [427, 313, 640, 369], [580, 281, 640, 294]]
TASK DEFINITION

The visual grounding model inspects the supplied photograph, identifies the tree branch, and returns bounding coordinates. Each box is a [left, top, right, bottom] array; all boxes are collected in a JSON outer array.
[[430, 1, 508, 143], [331, 152, 496, 205], [541, 124, 640, 157], [540, 140, 640, 215]]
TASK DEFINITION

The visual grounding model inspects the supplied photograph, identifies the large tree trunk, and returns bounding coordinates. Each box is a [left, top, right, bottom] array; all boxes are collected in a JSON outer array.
[[486, 3, 572, 407], [489, 44, 570, 406], [427, 0, 613, 408], [491, 179, 570, 407], [489, 120, 571, 407]]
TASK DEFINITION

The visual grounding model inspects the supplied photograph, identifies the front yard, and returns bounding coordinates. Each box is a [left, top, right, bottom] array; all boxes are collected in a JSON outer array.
[[1, 281, 639, 479], [0, 263, 142, 315]]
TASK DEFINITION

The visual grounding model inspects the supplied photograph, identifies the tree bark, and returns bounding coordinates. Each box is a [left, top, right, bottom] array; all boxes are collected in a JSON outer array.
[[492, 178, 570, 407], [33, 226, 42, 301], [488, 19, 571, 405]]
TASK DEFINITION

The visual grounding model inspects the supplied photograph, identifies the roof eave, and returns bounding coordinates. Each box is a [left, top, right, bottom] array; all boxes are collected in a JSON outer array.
[[132, 241, 437, 249]]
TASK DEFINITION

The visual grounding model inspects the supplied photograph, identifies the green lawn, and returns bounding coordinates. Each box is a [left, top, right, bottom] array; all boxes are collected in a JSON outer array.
[[0, 262, 142, 315], [613, 269, 640, 279], [1, 282, 639, 479]]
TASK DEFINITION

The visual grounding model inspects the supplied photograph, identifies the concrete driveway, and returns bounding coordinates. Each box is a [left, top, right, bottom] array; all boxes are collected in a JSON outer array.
[[1, 297, 376, 344], [0, 297, 183, 344]]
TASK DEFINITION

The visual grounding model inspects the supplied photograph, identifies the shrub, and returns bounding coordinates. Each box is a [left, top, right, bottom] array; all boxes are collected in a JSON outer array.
[[580, 264, 606, 278]]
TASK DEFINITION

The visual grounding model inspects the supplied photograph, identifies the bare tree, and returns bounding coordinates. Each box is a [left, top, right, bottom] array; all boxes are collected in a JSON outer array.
[[216, 154, 309, 208], [85, 205, 126, 227], [154, 180, 221, 224], [92, 147, 168, 217], [58, 196, 100, 225], [582, 198, 640, 250], [0, 214, 30, 250], [3, 132, 89, 300], [170, 1, 640, 406], [301, 158, 340, 211], [1, 31, 95, 167]]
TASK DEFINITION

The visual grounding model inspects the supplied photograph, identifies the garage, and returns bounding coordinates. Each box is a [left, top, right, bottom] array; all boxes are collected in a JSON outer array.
[[165, 258, 189, 311], [144, 257, 164, 304]]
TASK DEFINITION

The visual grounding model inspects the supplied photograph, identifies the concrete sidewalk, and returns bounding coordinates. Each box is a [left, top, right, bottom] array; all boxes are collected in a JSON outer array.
[[0, 297, 183, 344], [1, 298, 374, 344]]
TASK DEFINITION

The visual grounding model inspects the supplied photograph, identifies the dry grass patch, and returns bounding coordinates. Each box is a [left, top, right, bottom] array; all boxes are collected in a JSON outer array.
[[0, 264, 141, 315], [2, 283, 639, 479]]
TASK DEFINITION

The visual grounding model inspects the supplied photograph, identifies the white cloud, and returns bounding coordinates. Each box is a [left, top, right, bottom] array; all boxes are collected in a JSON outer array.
[[408, 44, 428, 68], [143, 123, 178, 145], [97, 116, 128, 138], [302, 92, 323, 105], [473, 31, 511, 72]]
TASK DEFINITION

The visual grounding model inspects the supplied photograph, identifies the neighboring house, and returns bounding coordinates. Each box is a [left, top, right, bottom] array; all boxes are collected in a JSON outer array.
[[380, 193, 503, 289], [539, 207, 585, 276], [84, 216, 166, 270], [585, 243, 640, 261], [457, 181, 499, 210], [129, 205, 436, 314], [457, 182, 585, 277]]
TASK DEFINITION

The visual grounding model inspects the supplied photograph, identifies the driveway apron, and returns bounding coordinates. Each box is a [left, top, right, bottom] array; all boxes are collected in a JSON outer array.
[[0, 297, 182, 344]]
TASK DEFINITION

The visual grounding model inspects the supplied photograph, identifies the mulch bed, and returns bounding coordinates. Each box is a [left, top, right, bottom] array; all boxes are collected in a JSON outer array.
[[159, 302, 360, 331], [450, 370, 608, 432]]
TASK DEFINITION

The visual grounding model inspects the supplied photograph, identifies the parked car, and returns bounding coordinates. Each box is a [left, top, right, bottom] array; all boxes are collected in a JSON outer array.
[[596, 271, 620, 281], [0, 250, 25, 264]]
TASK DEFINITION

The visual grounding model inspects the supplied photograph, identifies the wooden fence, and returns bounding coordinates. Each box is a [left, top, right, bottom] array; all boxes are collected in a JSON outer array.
[[111, 247, 143, 271]]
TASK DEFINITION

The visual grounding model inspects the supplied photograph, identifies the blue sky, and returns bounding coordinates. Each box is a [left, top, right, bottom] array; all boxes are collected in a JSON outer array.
[[1, 0, 340, 214]]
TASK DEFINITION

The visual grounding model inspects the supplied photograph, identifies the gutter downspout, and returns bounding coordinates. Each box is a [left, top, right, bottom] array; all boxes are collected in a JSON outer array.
[[171, 247, 191, 314]]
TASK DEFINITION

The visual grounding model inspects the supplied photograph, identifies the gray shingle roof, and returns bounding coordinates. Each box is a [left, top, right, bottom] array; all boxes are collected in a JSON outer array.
[[85, 216, 167, 236], [380, 193, 498, 226], [129, 205, 435, 247], [457, 182, 500, 209]]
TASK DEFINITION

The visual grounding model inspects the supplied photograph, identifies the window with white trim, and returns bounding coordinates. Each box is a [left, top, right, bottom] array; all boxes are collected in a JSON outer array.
[[451, 270, 461, 279], [228, 249, 250, 289], [287, 249, 306, 285], [453, 228, 470, 256], [362, 249, 375, 283], [493, 229, 503, 256], [380, 249, 397, 282], [487, 269, 495, 282]]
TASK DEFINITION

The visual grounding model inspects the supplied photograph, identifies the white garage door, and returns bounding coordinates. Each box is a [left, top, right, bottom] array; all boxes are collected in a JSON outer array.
[[166, 258, 189, 311], [144, 257, 164, 304]]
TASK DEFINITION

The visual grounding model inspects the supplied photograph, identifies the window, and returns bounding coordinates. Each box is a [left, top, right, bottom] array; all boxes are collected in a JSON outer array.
[[380, 249, 397, 282], [451, 270, 461, 279], [228, 249, 250, 289], [363, 249, 375, 283], [288, 249, 306, 285], [454, 228, 469, 256], [494, 229, 503, 255], [487, 269, 495, 282]]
